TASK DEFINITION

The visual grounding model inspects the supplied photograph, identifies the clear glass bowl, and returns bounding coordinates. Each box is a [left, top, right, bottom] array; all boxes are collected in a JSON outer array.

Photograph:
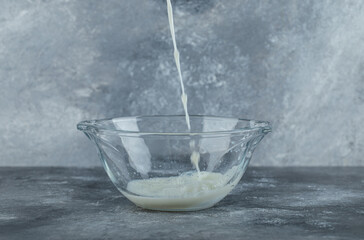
[[77, 115, 271, 211]]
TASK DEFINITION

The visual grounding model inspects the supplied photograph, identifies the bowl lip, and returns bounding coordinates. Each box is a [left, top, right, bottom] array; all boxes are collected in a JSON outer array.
[[77, 115, 272, 136]]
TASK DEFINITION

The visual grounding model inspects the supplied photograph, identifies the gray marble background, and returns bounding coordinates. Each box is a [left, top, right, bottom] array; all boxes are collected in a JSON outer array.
[[1, 0, 363, 166]]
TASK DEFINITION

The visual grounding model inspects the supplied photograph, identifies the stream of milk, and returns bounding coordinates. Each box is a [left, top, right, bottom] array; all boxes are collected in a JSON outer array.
[[166, 0, 201, 173], [166, 0, 191, 131], [122, 0, 236, 210]]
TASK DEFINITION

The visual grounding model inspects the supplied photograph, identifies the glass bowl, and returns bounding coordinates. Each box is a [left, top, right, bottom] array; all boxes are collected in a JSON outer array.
[[77, 115, 271, 211]]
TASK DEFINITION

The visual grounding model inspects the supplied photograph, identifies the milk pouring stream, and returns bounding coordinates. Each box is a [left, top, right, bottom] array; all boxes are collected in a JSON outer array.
[[122, 0, 237, 210], [166, 0, 200, 173]]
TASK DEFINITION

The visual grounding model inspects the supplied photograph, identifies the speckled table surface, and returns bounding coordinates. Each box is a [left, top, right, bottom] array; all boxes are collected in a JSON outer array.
[[1, 167, 363, 240]]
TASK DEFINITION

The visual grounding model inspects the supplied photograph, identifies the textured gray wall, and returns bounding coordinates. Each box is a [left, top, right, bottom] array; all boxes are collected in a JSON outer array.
[[1, 0, 363, 166]]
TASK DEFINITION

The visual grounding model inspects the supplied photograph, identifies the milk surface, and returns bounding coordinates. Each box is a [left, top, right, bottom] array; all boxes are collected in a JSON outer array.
[[122, 167, 241, 210]]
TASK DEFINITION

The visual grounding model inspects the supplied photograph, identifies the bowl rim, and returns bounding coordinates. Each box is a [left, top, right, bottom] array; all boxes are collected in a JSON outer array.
[[77, 115, 272, 136]]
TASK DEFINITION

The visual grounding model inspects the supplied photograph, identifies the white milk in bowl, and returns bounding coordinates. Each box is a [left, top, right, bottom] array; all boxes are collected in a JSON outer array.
[[122, 167, 241, 211]]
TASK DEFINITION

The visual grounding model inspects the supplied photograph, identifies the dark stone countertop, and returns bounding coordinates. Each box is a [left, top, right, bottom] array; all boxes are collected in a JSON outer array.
[[1, 167, 363, 240]]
